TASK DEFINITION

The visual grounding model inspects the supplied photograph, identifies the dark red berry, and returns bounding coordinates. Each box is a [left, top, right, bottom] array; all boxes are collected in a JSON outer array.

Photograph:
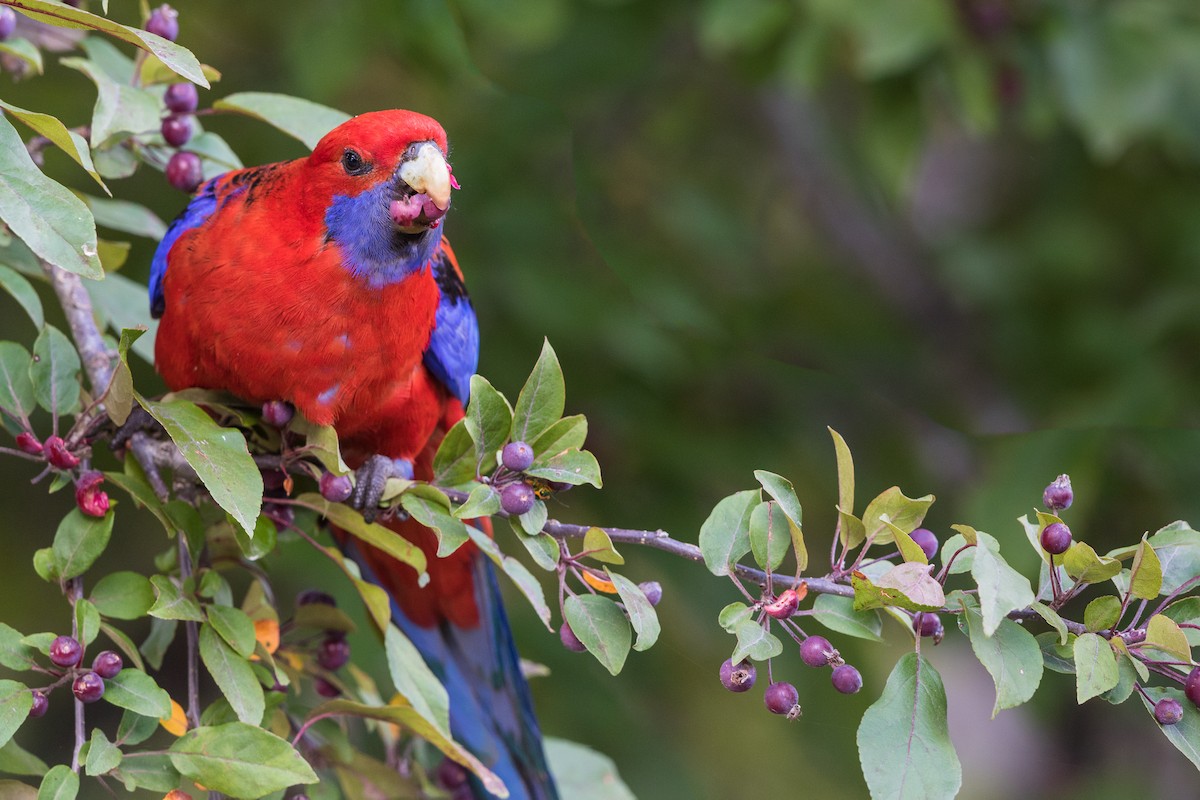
[[297, 589, 336, 608], [261, 400, 294, 428], [500, 482, 536, 516], [501, 441, 534, 472], [764, 588, 800, 620], [913, 612, 944, 643], [909, 528, 938, 560], [1186, 667, 1200, 709], [28, 690, 48, 718], [559, 623, 586, 652], [44, 436, 79, 469], [164, 82, 199, 113], [436, 759, 469, 789], [15, 432, 42, 455], [75, 471, 110, 518], [263, 502, 294, 532], [73, 672, 105, 703], [0, 9, 16, 42], [1155, 697, 1184, 726], [831, 664, 863, 695], [799, 635, 834, 668], [49, 635, 82, 668], [314, 677, 340, 698], [719, 658, 756, 693], [638, 580, 663, 607], [145, 4, 178, 41], [548, 481, 572, 493], [316, 636, 350, 671], [160, 114, 192, 147], [1040, 522, 1072, 555], [1043, 474, 1073, 512], [91, 650, 122, 679], [319, 472, 353, 503], [166, 151, 202, 192], [764, 681, 801, 718]]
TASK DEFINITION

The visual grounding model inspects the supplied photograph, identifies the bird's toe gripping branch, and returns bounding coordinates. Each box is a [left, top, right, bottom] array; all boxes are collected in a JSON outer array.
[[349, 454, 414, 522]]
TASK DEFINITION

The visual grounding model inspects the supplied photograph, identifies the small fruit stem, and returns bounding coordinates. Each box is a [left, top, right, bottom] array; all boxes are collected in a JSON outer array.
[[1134, 683, 1153, 703], [1110, 587, 1134, 635], [1149, 574, 1200, 620]]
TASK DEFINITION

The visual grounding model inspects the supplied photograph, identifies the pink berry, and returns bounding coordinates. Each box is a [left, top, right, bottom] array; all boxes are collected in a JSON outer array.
[[913, 612, 944, 643], [1043, 474, 1073, 512], [763, 588, 800, 620], [49, 635, 82, 668], [0, 8, 15, 42], [314, 677, 340, 698], [1155, 697, 1184, 726], [638, 580, 663, 607], [1186, 667, 1200, 709], [166, 151, 203, 192], [316, 636, 350, 671], [75, 471, 110, 518], [15, 432, 42, 455], [145, 5, 178, 41], [261, 400, 294, 428], [908, 528, 938, 560]]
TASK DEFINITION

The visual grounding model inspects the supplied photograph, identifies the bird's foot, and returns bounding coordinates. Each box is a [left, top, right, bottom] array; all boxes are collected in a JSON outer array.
[[349, 455, 414, 523]]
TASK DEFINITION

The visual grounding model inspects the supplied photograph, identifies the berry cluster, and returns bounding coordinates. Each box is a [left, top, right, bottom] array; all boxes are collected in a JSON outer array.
[[495, 440, 569, 516], [145, 4, 205, 193], [15, 432, 110, 518], [295, 590, 352, 699], [26, 635, 125, 717]]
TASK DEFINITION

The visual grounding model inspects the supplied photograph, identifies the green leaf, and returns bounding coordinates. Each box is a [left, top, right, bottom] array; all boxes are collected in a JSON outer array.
[[1163, 597, 1200, 647], [0, 624, 36, 671], [1143, 614, 1192, 662], [524, 448, 602, 488], [0, 114, 102, 278], [718, 602, 752, 633], [1099, 652, 1138, 705], [1146, 522, 1200, 594], [116, 709, 159, 748], [0, 265, 43, 330], [432, 419, 476, 487], [83, 728, 121, 776], [0, 101, 105, 191], [511, 339, 565, 444], [545, 738, 636, 800], [212, 93, 350, 151], [36, 765, 77, 800], [530, 414, 587, 454], [139, 396, 263, 536], [104, 327, 143, 426], [514, 527, 560, 571], [1030, 601, 1069, 645], [829, 427, 855, 516], [861, 486, 934, 545], [139, 617, 176, 671], [60, 56, 160, 150], [233, 514, 276, 561], [564, 594, 631, 675], [467, 527, 553, 629], [384, 625, 450, 735], [51, 508, 114, 580], [1073, 632, 1119, 703], [958, 598, 1043, 716], [748, 501, 792, 572], [103, 669, 171, 719], [30, 325, 81, 417], [754, 470, 804, 537], [582, 527, 624, 565], [0, 37, 42, 74], [206, 605, 257, 659], [857, 653, 961, 800], [287, 413, 349, 475], [454, 484, 500, 520], [0, 342, 35, 418], [0, 737, 47, 776], [607, 570, 659, 652], [315, 544, 391, 632], [852, 562, 944, 612], [169, 723, 317, 799], [293, 603, 356, 635], [199, 623, 263, 725], [730, 619, 783, 663], [463, 374, 512, 474], [99, 623, 145, 672], [811, 594, 883, 642], [298, 492, 427, 574], [890, 522, 929, 565], [1140, 687, 1200, 771], [0, 680, 32, 749], [74, 599, 99, 647], [970, 531, 1035, 636], [114, 752, 180, 792], [399, 486, 470, 558], [147, 575, 203, 621], [1084, 596, 1122, 632], [80, 195, 166, 240], [1063, 541, 1123, 584], [516, 499, 548, 537], [698, 489, 759, 576], [1129, 535, 1163, 600]]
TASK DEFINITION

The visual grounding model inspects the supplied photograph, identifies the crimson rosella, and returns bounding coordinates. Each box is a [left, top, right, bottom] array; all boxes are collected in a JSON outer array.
[[149, 110, 558, 799]]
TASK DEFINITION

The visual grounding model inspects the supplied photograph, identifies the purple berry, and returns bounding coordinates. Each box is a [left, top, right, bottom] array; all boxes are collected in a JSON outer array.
[[49, 635, 82, 668], [72, 672, 105, 703], [44, 436, 79, 469], [501, 441, 535, 472], [436, 759, 469, 789], [1186, 667, 1200, 709], [91, 650, 123, 679], [831, 664, 863, 695], [1043, 474, 1073, 512], [263, 502, 294, 532], [28, 690, 48, 718], [638, 580, 663, 607], [161, 114, 192, 147], [909, 528, 938, 560], [1040, 522, 1072, 555], [316, 636, 350, 671], [763, 588, 800, 620], [164, 82, 199, 113], [500, 482, 536, 516], [799, 635, 834, 668], [764, 681, 800, 718], [166, 151, 202, 193], [261, 400, 294, 428], [559, 623, 586, 652], [145, 4, 179, 41], [297, 589, 336, 607], [0, 8, 16, 42], [719, 658, 756, 693], [15, 432, 42, 455], [913, 612, 944, 643], [1155, 697, 1184, 726], [319, 472, 353, 503], [314, 677, 340, 698]]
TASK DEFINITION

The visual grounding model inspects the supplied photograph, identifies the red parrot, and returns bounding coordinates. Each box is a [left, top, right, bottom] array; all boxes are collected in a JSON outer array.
[[149, 110, 557, 799]]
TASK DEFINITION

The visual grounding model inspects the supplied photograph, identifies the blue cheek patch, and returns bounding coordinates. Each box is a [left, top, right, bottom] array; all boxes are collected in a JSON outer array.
[[324, 182, 443, 287], [150, 180, 220, 318]]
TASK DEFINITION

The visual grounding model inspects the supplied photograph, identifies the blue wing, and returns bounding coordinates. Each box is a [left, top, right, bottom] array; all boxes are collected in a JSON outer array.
[[149, 179, 220, 319], [423, 249, 480, 403]]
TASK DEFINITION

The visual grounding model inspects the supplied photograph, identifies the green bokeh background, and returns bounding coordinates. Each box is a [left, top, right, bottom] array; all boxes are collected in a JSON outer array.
[[5, 1, 1200, 798]]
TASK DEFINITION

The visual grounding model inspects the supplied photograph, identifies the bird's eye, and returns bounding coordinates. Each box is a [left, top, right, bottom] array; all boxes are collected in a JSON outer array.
[[341, 149, 369, 176]]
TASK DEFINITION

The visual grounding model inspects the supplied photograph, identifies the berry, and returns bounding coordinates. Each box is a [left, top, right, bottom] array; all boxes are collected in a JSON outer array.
[[1155, 697, 1184, 726], [436, 759, 469, 789], [297, 589, 336, 607], [831, 664, 863, 695], [145, 4, 178, 41], [501, 441, 535, 472], [719, 658, 756, 693], [164, 82, 199, 113], [799, 635, 834, 668], [91, 650, 122, 679], [319, 472, 353, 503], [261, 400, 294, 428], [44, 436, 79, 469], [72, 672, 105, 703], [1186, 667, 1200, 709], [314, 677, 340, 698], [500, 482, 536, 516], [1040, 522, 1072, 555], [316, 636, 350, 671], [49, 635, 82, 668], [15, 432, 42, 455], [764, 681, 801, 718], [29, 690, 48, 718], [75, 471, 110, 518], [263, 502, 294, 532], [559, 623, 586, 652], [166, 151, 203, 192], [913, 612, 944, 643], [549, 481, 573, 493], [1043, 474, 1073, 512], [909, 528, 939, 560], [638, 580, 663, 607], [763, 588, 800, 620], [160, 114, 192, 147], [0, 8, 16, 42]]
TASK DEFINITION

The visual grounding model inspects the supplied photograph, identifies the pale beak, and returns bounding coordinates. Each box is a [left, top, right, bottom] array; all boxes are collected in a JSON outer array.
[[398, 142, 452, 211]]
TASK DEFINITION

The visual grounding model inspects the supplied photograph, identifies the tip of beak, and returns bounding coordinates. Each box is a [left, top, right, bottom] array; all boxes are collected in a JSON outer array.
[[399, 143, 453, 210]]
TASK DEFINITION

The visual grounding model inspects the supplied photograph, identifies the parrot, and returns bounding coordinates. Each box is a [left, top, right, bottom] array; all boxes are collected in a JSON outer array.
[[148, 109, 558, 800]]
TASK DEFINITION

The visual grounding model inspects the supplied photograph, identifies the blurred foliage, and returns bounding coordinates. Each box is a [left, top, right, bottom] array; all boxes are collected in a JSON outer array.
[[5, 0, 1200, 797]]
